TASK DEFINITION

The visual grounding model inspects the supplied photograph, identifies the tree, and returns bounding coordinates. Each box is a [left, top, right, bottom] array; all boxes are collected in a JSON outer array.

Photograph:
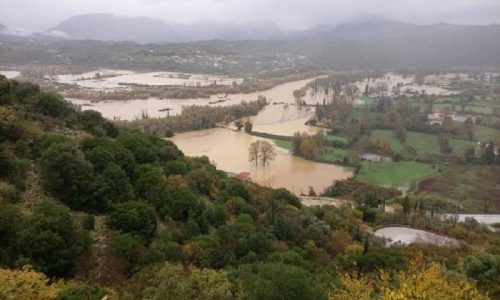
[[13, 200, 88, 277], [40, 142, 94, 210], [464, 147, 476, 163], [0, 75, 12, 104], [0, 266, 63, 300], [248, 140, 261, 166], [234, 120, 244, 131], [482, 141, 496, 164], [134, 164, 169, 209], [374, 139, 391, 155], [164, 160, 189, 175], [244, 120, 253, 133], [463, 117, 474, 140], [259, 141, 276, 166], [330, 256, 488, 300], [464, 254, 500, 297], [117, 132, 157, 164], [236, 262, 324, 300], [402, 196, 411, 215], [300, 137, 318, 160], [79, 110, 105, 132], [395, 126, 407, 143], [106, 201, 157, 239], [0, 204, 23, 264], [36, 92, 70, 118], [56, 284, 115, 300], [129, 262, 234, 300], [438, 134, 452, 154], [384, 109, 402, 127], [108, 233, 145, 274], [170, 189, 203, 223], [89, 163, 135, 211]]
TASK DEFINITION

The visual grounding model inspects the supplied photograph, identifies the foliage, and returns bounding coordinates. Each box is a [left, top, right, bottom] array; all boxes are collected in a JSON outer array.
[[36, 92, 71, 118], [40, 141, 94, 210], [234, 262, 325, 300], [56, 284, 115, 300], [0, 266, 63, 300], [12, 200, 88, 277], [106, 201, 157, 239], [330, 256, 489, 300], [129, 262, 234, 300]]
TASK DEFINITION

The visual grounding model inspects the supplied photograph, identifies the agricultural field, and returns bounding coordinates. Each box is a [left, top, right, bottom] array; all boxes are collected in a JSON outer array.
[[370, 130, 476, 157], [356, 160, 439, 188], [417, 165, 500, 212]]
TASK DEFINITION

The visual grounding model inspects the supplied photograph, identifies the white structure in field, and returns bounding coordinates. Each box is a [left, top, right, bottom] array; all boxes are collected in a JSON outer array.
[[428, 109, 476, 125]]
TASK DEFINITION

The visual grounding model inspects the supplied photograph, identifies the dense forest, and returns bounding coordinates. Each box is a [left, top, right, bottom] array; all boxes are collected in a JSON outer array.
[[1, 75, 499, 299]]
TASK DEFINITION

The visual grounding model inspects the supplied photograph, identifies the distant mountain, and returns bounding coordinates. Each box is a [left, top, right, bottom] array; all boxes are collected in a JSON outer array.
[[0, 23, 5, 31], [51, 16, 494, 44], [301, 20, 469, 41], [52, 14, 286, 43], [51, 14, 179, 44]]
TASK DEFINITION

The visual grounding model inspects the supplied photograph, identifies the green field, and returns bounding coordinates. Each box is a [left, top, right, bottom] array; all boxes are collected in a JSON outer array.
[[370, 130, 406, 153], [319, 147, 349, 163], [356, 161, 439, 188], [406, 132, 475, 156], [274, 140, 350, 164], [371, 130, 476, 156], [274, 140, 292, 151], [474, 126, 500, 142], [418, 165, 500, 212], [354, 95, 376, 109], [324, 134, 348, 143]]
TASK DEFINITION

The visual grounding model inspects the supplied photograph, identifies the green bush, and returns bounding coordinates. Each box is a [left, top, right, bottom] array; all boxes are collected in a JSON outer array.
[[106, 201, 157, 239]]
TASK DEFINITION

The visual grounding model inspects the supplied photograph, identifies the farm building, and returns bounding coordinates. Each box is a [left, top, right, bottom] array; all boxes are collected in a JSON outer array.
[[361, 153, 384, 162]]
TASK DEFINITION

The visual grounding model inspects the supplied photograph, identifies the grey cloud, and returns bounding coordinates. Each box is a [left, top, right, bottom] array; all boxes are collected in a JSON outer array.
[[1, 0, 499, 31]]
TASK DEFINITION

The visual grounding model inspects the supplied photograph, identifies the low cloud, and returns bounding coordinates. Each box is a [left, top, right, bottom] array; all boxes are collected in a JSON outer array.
[[1, 0, 499, 31]]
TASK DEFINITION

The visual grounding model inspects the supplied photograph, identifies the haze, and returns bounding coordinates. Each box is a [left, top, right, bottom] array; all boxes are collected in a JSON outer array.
[[1, 0, 500, 31]]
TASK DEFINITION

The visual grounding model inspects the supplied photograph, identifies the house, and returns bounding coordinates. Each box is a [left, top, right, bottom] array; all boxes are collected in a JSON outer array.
[[453, 114, 476, 124], [428, 109, 475, 125], [235, 172, 251, 181], [361, 153, 383, 162]]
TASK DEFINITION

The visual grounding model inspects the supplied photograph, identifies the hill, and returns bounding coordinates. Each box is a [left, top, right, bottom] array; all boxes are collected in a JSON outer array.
[[51, 14, 285, 43], [0, 75, 497, 299]]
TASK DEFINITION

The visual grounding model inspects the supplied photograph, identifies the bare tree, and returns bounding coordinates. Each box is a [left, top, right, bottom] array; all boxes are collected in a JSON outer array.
[[248, 140, 261, 166], [260, 141, 276, 166]]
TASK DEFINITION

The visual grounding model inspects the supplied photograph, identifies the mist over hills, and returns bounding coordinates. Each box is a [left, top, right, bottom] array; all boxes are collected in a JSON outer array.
[[50, 14, 286, 43], [1, 14, 500, 72]]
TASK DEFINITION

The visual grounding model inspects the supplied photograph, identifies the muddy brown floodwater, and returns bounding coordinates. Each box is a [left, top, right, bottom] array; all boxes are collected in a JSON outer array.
[[67, 77, 320, 120], [170, 129, 352, 194]]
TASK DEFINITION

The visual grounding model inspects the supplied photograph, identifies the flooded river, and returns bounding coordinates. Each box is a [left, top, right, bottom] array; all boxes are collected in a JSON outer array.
[[0, 71, 21, 79], [68, 77, 319, 120], [52, 69, 242, 89], [170, 128, 352, 194]]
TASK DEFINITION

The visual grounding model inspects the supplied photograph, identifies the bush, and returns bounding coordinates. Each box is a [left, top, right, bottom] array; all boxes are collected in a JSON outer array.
[[56, 285, 110, 300], [235, 262, 325, 300], [83, 214, 95, 230], [106, 201, 157, 239], [36, 92, 70, 118], [40, 141, 94, 210], [13, 200, 88, 277], [164, 160, 188, 175]]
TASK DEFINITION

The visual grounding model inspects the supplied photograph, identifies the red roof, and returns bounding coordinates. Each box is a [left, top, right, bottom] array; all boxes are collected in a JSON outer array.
[[235, 172, 251, 181]]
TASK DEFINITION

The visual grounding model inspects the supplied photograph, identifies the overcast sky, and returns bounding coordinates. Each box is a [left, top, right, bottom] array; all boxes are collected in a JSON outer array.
[[1, 0, 500, 31]]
